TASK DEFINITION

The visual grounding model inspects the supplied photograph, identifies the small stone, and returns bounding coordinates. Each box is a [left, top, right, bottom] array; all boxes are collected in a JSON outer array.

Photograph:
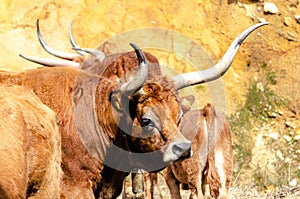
[[268, 133, 279, 139], [269, 112, 277, 118], [277, 110, 284, 115], [257, 6, 262, 12], [258, 17, 267, 23], [289, 179, 297, 187], [256, 82, 264, 91], [283, 135, 292, 142], [264, 2, 279, 14], [286, 31, 298, 41], [295, 15, 300, 23], [294, 135, 300, 140], [237, 2, 243, 8], [276, 150, 284, 160], [284, 16, 293, 26], [286, 121, 296, 129]]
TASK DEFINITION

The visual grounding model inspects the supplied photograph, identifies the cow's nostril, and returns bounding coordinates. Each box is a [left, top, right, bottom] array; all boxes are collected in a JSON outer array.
[[163, 141, 192, 163], [181, 146, 192, 159], [172, 142, 192, 158], [172, 144, 184, 155]]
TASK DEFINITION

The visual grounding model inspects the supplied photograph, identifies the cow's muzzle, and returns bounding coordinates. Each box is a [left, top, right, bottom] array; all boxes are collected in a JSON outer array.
[[163, 140, 192, 163], [172, 142, 192, 161]]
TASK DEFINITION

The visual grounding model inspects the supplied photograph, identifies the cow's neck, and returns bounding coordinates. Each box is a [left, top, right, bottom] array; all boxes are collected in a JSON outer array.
[[72, 72, 111, 162], [72, 72, 134, 170], [98, 111, 137, 172]]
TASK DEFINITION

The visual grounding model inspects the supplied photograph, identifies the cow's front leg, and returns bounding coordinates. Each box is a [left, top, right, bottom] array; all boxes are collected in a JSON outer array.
[[144, 172, 153, 199], [144, 172, 162, 199], [189, 189, 205, 199], [163, 166, 182, 199], [189, 185, 205, 199]]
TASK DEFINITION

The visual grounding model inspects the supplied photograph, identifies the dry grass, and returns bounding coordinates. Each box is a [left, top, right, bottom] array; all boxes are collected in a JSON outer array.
[[122, 172, 300, 198], [229, 185, 300, 199]]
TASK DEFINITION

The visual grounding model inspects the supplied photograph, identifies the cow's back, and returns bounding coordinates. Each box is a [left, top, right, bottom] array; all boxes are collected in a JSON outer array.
[[0, 67, 79, 113], [0, 84, 61, 198], [0, 67, 104, 198]]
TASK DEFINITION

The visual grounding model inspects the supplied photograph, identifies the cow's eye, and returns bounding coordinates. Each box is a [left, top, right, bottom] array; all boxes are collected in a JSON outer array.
[[141, 118, 154, 127]]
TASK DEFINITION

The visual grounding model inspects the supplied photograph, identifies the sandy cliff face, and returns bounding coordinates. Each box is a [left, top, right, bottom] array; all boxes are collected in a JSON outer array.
[[0, 0, 298, 115]]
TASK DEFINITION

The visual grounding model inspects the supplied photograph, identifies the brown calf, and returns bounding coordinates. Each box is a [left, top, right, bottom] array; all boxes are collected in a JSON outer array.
[[163, 104, 232, 199]]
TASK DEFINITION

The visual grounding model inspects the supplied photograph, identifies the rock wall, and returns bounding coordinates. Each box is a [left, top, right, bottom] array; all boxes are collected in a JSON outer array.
[[0, 0, 299, 114]]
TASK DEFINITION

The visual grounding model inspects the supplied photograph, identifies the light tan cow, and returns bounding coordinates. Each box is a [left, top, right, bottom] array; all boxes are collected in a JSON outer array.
[[0, 84, 61, 199]]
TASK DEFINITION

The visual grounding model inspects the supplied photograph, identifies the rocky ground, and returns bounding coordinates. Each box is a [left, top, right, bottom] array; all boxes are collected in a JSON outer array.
[[0, 0, 299, 198]]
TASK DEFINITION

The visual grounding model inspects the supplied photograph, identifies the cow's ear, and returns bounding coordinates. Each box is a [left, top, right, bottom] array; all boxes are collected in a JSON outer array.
[[203, 103, 216, 124], [110, 90, 124, 112], [180, 95, 195, 113]]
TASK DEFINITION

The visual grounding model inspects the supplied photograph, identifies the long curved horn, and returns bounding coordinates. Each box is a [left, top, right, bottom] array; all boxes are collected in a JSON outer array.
[[72, 47, 105, 61], [36, 19, 79, 60], [19, 54, 80, 68], [172, 22, 269, 90], [69, 21, 86, 56], [69, 22, 105, 61], [120, 43, 149, 96]]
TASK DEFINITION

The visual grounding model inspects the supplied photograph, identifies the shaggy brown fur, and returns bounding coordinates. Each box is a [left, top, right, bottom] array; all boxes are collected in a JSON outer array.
[[80, 51, 161, 79], [0, 84, 61, 199]]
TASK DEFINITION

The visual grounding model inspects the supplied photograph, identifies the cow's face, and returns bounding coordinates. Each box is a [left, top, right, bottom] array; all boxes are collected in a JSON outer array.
[[127, 81, 191, 165]]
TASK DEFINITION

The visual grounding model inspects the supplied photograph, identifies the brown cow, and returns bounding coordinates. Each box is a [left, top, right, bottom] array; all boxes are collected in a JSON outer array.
[[1, 48, 192, 198], [9, 21, 267, 198], [163, 104, 232, 199], [0, 84, 61, 199]]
